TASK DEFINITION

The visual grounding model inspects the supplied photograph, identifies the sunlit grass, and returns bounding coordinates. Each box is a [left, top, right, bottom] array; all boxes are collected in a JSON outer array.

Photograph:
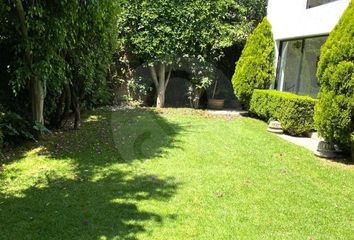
[[0, 108, 353, 240]]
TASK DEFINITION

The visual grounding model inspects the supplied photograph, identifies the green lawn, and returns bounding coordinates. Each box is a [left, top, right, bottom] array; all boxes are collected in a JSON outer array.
[[0, 108, 353, 240]]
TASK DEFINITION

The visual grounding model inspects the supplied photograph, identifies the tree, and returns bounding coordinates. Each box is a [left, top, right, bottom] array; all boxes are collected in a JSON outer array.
[[232, 17, 275, 108], [59, 0, 118, 129], [10, 0, 69, 132], [117, 0, 261, 108], [1, 0, 118, 133], [314, 1, 354, 155]]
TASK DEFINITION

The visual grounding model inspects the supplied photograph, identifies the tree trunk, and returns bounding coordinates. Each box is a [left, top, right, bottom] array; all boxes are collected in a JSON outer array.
[[150, 63, 172, 108], [71, 85, 81, 130], [156, 64, 166, 108], [52, 89, 65, 127], [30, 78, 45, 125], [55, 84, 72, 128], [191, 88, 204, 109], [15, 0, 45, 131], [62, 84, 72, 120], [156, 85, 165, 108]]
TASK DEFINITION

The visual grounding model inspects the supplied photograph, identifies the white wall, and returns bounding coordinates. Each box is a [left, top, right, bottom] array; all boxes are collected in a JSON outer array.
[[267, 0, 350, 40]]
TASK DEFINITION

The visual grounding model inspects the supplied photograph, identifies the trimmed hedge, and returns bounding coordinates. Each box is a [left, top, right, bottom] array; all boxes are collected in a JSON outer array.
[[250, 90, 316, 135], [232, 17, 275, 109], [314, 1, 354, 152]]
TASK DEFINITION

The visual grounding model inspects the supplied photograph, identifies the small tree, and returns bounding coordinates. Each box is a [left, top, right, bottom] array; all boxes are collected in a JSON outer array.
[[118, 0, 266, 108], [314, 1, 354, 155], [232, 17, 275, 108]]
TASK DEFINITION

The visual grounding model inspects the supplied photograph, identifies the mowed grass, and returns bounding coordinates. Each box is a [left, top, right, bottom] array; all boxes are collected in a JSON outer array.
[[0, 108, 353, 240]]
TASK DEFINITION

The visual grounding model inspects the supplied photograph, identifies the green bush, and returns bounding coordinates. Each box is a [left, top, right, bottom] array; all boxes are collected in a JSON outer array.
[[250, 90, 316, 135], [0, 106, 34, 147], [314, 1, 354, 152], [232, 17, 275, 109]]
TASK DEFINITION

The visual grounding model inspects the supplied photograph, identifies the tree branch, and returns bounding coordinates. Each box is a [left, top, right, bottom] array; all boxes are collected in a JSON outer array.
[[149, 65, 159, 88], [165, 65, 172, 90]]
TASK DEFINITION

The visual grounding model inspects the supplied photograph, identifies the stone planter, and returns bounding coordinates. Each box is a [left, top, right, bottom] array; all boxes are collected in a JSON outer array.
[[267, 120, 284, 134], [314, 141, 341, 159], [208, 99, 225, 110]]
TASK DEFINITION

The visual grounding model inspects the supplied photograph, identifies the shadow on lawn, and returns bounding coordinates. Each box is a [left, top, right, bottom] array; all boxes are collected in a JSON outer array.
[[0, 108, 184, 239]]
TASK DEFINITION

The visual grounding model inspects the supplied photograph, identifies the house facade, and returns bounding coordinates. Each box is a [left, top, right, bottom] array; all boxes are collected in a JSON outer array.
[[267, 0, 350, 97]]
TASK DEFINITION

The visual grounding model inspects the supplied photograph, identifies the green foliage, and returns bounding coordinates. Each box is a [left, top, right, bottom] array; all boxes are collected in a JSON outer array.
[[250, 90, 316, 135], [118, 0, 254, 62], [314, 1, 354, 151], [1, 0, 118, 133], [117, 0, 267, 101], [0, 106, 34, 145], [232, 17, 275, 108]]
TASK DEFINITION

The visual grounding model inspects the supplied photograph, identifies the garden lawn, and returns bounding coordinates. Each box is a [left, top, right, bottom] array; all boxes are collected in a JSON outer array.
[[0, 108, 353, 240]]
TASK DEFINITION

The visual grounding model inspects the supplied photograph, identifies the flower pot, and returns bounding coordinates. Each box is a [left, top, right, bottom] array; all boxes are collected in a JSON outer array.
[[208, 99, 225, 110], [267, 120, 284, 134], [314, 141, 341, 159]]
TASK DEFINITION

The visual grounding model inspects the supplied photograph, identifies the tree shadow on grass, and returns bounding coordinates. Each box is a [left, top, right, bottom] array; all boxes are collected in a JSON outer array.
[[0, 172, 177, 240], [0, 108, 185, 239]]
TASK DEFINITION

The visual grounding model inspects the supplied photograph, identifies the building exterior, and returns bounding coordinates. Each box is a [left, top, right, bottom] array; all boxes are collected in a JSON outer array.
[[267, 0, 350, 97]]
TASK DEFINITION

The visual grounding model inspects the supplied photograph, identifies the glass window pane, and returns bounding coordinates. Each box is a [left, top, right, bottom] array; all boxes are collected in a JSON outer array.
[[277, 40, 303, 93], [298, 36, 327, 97], [276, 36, 327, 97]]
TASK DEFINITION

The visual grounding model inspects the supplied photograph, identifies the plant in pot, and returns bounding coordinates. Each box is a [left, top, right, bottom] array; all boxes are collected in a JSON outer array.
[[208, 79, 225, 110]]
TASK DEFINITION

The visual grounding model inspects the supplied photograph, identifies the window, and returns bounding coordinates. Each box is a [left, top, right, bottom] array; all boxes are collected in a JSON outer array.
[[276, 36, 327, 97], [307, 0, 338, 8]]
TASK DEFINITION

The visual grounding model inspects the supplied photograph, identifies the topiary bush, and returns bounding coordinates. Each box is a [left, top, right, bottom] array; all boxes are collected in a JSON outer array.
[[250, 90, 316, 135], [314, 1, 354, 153], [232, 17, 275, 109]]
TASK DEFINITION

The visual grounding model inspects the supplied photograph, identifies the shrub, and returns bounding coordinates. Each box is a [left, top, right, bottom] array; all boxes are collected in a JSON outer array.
[[232, 17, 275, 109], [0, 105, 34, 147], [314, 1, 354, 152], [250, 90, 316, 135]]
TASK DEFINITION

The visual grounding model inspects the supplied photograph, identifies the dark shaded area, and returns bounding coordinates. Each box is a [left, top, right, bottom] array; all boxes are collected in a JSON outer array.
[[165, 71, 192, 108], [0, 109, 183, 239], [217, 43, 244, 81]]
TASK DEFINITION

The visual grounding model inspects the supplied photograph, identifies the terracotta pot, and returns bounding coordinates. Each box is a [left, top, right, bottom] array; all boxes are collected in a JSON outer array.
[[208, 99, 225, 110]]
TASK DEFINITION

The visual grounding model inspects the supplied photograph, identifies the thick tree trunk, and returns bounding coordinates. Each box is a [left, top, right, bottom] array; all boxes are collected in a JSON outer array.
[[191, 88, 204, 109], [156, 64, 166, 108], [55, 84, 72, 128], [30, 78, 45, 125], [150, 63, 171, 108], [156, 85, 165, 108], [15, 0, 45, 129], [53, 87, 65, 127]]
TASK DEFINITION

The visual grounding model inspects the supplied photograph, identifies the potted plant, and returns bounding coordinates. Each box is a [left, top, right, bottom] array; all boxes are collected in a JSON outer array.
[[208, 79, 225, 110]]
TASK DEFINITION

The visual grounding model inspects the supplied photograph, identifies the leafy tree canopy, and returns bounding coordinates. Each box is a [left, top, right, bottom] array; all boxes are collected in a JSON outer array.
[[117, 0, 267, 107]]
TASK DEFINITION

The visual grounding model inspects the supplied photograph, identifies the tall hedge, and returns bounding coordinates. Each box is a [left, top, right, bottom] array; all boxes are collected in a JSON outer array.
[[232, 17, 275, 108], [314, 1, 354, 152]]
